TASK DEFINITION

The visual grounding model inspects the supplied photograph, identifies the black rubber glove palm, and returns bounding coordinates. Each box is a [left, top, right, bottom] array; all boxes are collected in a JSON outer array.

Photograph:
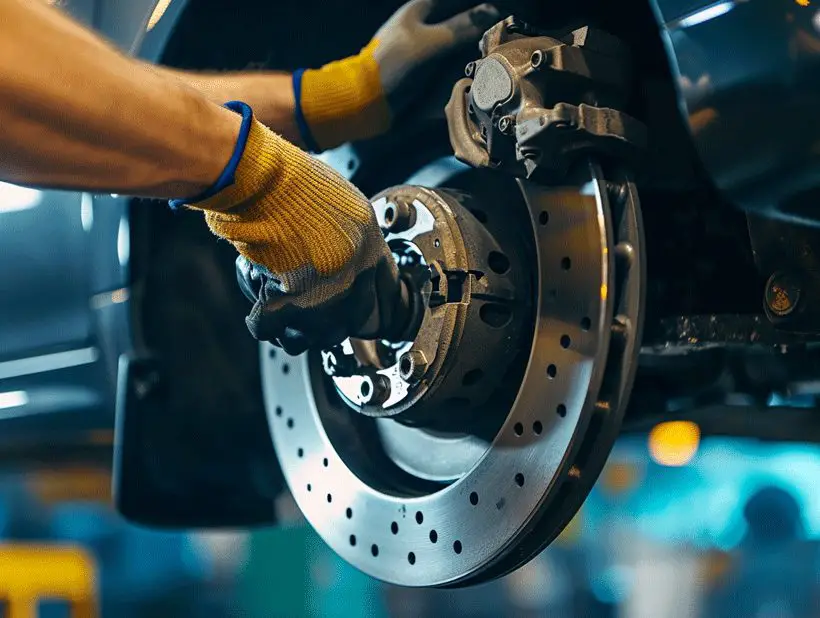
[[236, 253, 414, 356]]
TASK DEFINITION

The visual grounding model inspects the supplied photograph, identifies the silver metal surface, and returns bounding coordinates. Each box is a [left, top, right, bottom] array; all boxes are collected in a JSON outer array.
[[262, 160, 627, 587], [0, 347, 99, 380], [328, 189, 467, 416]]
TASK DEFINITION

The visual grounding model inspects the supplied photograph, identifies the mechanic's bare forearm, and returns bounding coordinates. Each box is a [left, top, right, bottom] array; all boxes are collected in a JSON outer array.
[[0, 0, 239, 198], [157, 68, 305, 148]]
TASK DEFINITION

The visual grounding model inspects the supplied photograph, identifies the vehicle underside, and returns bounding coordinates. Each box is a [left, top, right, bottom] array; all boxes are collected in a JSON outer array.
[[120, 0, 820, 588]]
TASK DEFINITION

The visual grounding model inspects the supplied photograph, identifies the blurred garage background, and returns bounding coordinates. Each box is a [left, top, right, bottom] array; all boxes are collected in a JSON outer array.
[[1, 429, 819, 617]]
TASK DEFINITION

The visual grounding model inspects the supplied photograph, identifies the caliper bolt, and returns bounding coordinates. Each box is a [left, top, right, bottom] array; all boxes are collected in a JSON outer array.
[[530, 50, 545, 69], [399, 350, 429, 382], [498, 115, 515, 135], [464, 61, 476, 77], [383, 199, 416, 234]]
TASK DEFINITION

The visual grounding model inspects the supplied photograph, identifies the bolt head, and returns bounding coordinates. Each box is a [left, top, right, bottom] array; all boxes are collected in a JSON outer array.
[[765, 272, 801, 317], [530, 50, 544, 69], [382, 199, 416, 234], [399, 350, 429, 382], [360, 374, 391, 406]]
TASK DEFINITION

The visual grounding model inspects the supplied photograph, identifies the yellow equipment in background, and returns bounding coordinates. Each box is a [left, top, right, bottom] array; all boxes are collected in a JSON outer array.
[[0, 545, 98, 618]]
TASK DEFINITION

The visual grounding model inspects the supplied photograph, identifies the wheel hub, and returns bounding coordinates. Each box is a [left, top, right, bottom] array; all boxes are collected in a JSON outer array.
[[321, 186, 531, 433]]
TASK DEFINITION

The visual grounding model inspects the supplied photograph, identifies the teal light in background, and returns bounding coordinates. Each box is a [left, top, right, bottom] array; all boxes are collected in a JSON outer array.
[[586, 437, 820, 549]]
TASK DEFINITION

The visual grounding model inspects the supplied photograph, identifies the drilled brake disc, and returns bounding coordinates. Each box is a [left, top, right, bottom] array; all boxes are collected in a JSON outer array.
[[261, 159, 644, 587]]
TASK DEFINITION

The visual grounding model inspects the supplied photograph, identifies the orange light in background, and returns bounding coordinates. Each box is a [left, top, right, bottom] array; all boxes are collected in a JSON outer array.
[[147, 0, 172, 31], [648, 420, 701, 467], [27, 467, 112, 506], [600, 461, 643, 497], [795, 0, 810, 7]]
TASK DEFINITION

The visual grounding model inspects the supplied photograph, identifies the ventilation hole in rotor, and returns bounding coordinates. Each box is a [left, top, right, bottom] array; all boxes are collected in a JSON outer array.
[[547, 364, 557, 379], [561, 257, 572, 270], [533, 420, 543, 434], [513, 423, 524, 436], [444, 397, 470, 409], [349, 534, 357, 546], [268, 348, 277, 359], [275, 406, 282, 417], [462, 369, 484, 386], [470, 208, 488, 223], [323, 457, 329, 467], [326, 494, 332, 503], [297, 448, 304, 458], [391, 521, 399, 535], [346, 508, 353, 519], [429, 530, 438, 543], [307, 484, 312, 492], [488, 251, 510, 274], [415, 511, 424, 525], [371, 544, 379, 557], [286, 418, 294, 429], [408, 552, 416, 565], [360, 381, 371, 398], [560, 334, 571, 349], [557, 404, 567, 418], [479, 303, 512, 328], [515, 473, 525, 487], [453, 540, 463, 554], [581, 316, 592, 331], [470, 492, 479, 506], [539, 211, 549, 225], [282, 363, 290, 375]]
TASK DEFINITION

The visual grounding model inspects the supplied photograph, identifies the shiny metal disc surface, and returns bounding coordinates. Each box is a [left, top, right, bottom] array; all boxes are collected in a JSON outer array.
[[261, 160, 642, 586]]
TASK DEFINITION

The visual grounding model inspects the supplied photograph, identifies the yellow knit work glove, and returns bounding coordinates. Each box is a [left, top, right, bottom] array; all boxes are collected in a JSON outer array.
[[175, 102, 414, 354], [295, 0, 500, 151]]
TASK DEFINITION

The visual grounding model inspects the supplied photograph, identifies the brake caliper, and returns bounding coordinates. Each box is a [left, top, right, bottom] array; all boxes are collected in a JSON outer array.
[[446, 18, 646, 181]]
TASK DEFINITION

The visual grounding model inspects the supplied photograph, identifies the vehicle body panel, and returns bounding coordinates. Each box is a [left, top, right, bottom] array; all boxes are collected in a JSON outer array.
[[651, 0, 820, 221], [0, 0, 181, 443]]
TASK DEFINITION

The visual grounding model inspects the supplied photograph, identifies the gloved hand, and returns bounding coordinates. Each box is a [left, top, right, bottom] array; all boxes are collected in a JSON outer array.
[[295, 0, 500, 151], [173, 102, 414, 355]]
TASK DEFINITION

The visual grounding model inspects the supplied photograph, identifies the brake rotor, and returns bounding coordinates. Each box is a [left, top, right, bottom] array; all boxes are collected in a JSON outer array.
[[261, 159, 644, 587]]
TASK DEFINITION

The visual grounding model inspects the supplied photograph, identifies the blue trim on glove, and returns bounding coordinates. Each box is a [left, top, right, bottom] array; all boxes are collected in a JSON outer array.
[[292, 69, 321, 154], [168, 100, 254, 211]]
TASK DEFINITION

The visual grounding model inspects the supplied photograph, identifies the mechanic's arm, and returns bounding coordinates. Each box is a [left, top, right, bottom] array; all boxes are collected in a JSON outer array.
[[0, 0, 498, 354], [153, 69, 305, 147], [157, 0, 500, 153], [0, 0, 238, 197]]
